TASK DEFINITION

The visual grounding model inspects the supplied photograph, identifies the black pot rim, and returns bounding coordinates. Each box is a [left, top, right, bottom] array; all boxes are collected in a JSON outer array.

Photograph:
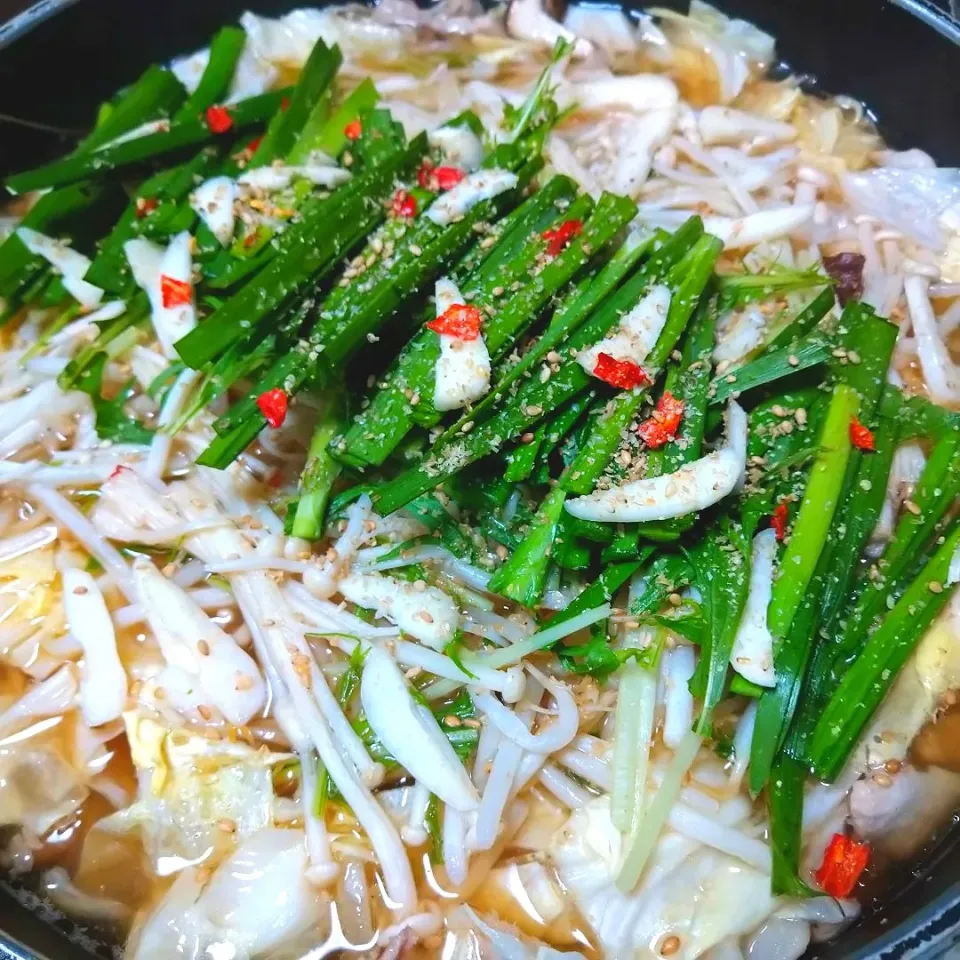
[[1, 0, 960, 958]]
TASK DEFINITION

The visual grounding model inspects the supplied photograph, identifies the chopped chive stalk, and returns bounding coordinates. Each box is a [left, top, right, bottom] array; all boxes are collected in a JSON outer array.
[[177, 132, 429, 369], [469, 604, 612, 671], [768, 754, 816, 896], [617, 729, 702, 892], [289, 77, 378, 163], [746, 383, 859, 793], [173, 26, 247, 122], [339, 190, 634, 468], [247, 40, 342, 166], [611, 624, 661, 833], [828, 429, 960, 668], [690, 522, 750, 737], [561, 234, 722, 497], [292, 391, 345, 540], [370, 219, 707, 515], [766, 382, 859, 638], [710, 329, 834, 406], [808, 521, 960, 780], [7, 88, 292, 193], [487, 486, 566, 606], [766, 287, 835, 350], [457, 233, 720, 608]]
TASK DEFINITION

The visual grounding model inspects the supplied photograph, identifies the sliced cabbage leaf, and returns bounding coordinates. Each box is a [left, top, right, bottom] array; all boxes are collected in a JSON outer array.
[[104, 711, 289, 867]]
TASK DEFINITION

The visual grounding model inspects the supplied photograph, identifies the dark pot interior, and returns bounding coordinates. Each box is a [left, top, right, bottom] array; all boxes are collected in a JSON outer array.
[[2, 0, 960, 956]]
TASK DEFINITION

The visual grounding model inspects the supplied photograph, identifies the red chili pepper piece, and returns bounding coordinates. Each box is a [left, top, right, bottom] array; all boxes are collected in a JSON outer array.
[[135, 197, 158, 219], [205, 105, 233, 134], [392, 189, 417, 219], [593, 353, 650, 390], [243, 231, 258, 249], [815, 833, 871, 898], [426, 303, 483, 341], [416, 161, 434, 189], [280, 96, 291, 111], [256, 388, 288, 429], [434, 166, 465, 190], [543, 219, 583, 256], [416, 161, 465, 192], [160, 275, 193, 308], [108, 465, 129, 481], [850, 416, 875, 452], [246, 135, 264, 154], [770, 501, 789, 541], [637, 391, 685, 448], [344, 119, 362, 140]]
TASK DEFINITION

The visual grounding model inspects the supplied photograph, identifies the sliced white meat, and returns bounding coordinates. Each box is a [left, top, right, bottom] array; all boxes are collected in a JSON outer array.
[[849, 765, 960, 860], [426, 169, 518, 227], [428, 125, 485, 172], [16, 227, 103, 309], [565, 401, 747, 523], [558, 75, 679, 114], [169, 48, 209, 95], [713, 305, 766, 366], [360, 646, 479, 811], [505, 0, 592, 58], [226, 40, 280, 104], [729, 528, 777, 688], [124, 231, 197, 359], [870, 443, 926, 547], [190, 177, 238, 247], [698, 106, 795, 145], [704, 206, 814, 250], [236, 164, 350, 192], [577, 283, 672, 377], [563, 5, 639, 57], [62, 568, 127, 727], [338, 570, 460, 651], [431, 276, 491, 412], [613, 109, 679, 197], [196, 828, 325, 954]]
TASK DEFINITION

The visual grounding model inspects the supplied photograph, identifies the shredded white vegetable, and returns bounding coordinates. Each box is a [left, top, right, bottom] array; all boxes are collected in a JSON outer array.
[[62, 568, 127, 727]]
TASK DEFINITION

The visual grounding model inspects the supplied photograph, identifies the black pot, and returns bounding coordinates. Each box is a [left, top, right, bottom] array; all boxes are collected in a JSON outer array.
[[1, 0, 960, 956]]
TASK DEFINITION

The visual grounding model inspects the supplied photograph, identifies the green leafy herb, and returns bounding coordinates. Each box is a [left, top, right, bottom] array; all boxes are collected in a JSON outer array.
[[75, 353, 154, 444]]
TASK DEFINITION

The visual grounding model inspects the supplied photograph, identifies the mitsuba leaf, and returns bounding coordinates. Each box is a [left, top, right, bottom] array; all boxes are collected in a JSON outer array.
[[74, 352, 154, 444]]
